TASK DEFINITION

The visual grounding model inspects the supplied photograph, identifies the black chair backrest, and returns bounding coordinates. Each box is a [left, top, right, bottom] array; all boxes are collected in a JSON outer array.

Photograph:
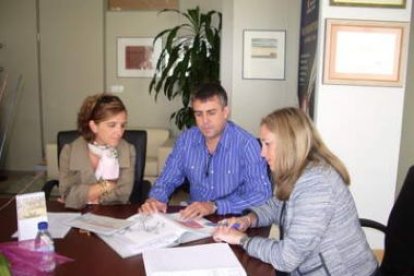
[[56, 130, 147, 183], [381, 165, 414, 275], [123, 130, 147, 184], [57, 130, 80, 167]]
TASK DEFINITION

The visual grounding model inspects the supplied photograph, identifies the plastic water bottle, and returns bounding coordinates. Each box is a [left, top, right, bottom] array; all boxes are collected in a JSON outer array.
[[34, 221, 56, 272]]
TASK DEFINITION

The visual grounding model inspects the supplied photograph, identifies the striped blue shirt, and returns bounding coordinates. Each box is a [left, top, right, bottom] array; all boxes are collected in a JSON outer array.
[[149, 121, 272, 214]]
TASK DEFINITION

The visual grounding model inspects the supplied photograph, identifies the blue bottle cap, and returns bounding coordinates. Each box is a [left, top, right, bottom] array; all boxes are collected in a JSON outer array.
[[38, 221, 48, 230]]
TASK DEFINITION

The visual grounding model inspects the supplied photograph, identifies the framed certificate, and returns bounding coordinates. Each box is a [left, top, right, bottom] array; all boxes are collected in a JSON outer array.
[[323, 19, 409, 86], [329, 0, 406, 8]]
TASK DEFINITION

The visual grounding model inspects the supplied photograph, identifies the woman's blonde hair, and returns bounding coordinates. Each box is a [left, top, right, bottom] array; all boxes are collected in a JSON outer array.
[[261, 107, 350, 200]]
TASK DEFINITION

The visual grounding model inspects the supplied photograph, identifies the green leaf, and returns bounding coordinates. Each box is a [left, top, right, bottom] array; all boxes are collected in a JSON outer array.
[[147, 6, 222, 130]]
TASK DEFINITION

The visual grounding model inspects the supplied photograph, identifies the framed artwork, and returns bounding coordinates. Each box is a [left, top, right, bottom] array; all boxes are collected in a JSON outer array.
[[242, 30, 286, 80], [108, 0, 178, 11], [117, 37, 161, 78], [323, 19, 409, 86], [329, 0, 406, 8]]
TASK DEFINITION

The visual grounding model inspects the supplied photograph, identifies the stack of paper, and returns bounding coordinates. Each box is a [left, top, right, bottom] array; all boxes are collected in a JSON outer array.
[[65, 213, 134, 236], [143, 243, 247, 276], [97, 213, 215, 258]]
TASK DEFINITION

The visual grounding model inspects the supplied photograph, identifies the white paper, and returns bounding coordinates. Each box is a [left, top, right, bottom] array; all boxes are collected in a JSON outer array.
[[143, 243, 247, 276], [16, 192, 47, 241], [12, 212, 81, 239], [65, 213, 134, 236], [97, 212, 215, 258], [47, 212, 81, 238]]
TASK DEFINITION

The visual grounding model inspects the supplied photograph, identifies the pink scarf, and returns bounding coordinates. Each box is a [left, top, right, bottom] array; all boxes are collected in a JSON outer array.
[[88, 143, 119, 180]]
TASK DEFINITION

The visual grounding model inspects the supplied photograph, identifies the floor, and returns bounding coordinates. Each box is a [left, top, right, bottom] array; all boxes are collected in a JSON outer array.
[[0, 171, 48, 198]]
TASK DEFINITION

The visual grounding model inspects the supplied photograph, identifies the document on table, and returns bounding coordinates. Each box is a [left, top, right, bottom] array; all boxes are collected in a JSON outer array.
[[12, 212, 81, 239], [143, 243, 247, 276], [65, 213, 134, 236], [47, 212, 81, 238], [97, 212, 215, 258]]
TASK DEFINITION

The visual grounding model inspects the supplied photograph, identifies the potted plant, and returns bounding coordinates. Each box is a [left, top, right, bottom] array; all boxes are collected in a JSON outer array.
[[149, 6, 222, 130]]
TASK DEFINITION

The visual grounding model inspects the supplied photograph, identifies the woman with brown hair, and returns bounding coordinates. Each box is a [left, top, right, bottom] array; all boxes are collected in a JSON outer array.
[[59, 94, 135, 209], [213, 107, 378, 275]]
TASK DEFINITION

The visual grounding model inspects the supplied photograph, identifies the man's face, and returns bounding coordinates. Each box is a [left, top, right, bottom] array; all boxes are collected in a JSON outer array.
[[192, 95, 229, 142]]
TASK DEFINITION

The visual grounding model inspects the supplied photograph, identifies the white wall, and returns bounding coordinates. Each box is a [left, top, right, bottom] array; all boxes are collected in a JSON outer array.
[[0, 0, 42, 170], [315, 0, 412, 249], [40, 0, 105, 142], [397, 6, 414, 195], [222, 0, 301, 136]]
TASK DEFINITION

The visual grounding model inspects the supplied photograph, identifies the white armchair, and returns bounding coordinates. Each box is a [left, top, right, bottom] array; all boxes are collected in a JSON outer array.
[[143, 128, 173, 184]]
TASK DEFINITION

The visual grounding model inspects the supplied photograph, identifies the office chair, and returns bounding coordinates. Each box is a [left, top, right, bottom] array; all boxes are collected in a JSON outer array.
[[42, 130, 151, 204], [360, 165, 414, 276]]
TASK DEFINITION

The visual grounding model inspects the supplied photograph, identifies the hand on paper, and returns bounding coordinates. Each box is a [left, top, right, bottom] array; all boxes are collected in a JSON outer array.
[[216, 216, 251, 232], [213, 224, 247, 245], [218, 215, 251, 232], [179, 201, 215, 220], [138, 198, 167, 214]]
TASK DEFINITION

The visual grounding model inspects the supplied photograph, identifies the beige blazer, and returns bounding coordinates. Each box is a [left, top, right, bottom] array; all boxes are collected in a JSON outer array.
[[59, 136, 136, 209]]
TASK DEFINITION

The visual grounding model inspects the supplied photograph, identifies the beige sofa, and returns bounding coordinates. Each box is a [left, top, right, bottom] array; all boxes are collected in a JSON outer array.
[[143, 128, 174, 184], [46, 128, 174, 184]]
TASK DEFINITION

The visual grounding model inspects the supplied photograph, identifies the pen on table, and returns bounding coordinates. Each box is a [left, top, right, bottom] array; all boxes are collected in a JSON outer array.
[[230, 223, 240, 230], [208, 221, 241, 230]]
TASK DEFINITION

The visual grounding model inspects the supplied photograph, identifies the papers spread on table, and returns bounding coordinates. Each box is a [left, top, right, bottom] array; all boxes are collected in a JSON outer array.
[[12, 212, 81, 239], [97, 212, 216, 258], [47, 212, 81, 238], [143, 243, 247, 276], [15, 192, 47, 241], [65, 213, 134, 236]]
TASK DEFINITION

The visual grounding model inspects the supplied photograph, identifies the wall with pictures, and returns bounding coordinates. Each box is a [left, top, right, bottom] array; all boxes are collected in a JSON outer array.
[[221, 0, 301, 136], [105, 0, 222, 134], [315, 0, 413, 249]]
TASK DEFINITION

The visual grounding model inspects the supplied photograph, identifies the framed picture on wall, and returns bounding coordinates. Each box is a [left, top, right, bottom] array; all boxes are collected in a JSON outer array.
[[242, 30, 286, 80], [117, 37, 162, 78], [323, 19, 409, 87], [329, 0, 406, 8]]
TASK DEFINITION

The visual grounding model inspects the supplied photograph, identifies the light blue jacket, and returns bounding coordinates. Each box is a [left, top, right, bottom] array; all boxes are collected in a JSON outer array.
[[244, 164, 378, 276]]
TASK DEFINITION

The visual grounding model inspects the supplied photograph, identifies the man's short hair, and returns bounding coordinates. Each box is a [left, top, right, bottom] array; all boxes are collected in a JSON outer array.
[[191, 82, 228, 107]]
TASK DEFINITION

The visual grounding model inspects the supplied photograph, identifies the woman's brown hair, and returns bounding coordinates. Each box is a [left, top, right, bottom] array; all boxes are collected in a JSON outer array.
[[77, 93, 126, 142], [261, 107, 350, 200]]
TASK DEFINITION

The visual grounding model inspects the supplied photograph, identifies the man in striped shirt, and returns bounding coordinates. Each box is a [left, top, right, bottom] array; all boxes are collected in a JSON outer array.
[[139, 83, 271, 219]]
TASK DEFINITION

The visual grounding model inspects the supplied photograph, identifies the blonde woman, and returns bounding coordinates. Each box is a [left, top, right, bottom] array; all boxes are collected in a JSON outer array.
[[213, 107, 378, 276]]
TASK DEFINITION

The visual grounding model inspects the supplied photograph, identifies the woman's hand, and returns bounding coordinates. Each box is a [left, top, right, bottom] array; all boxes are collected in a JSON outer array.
[[217, 215, 252, 232], [105, 180, 116, 192], [213, 225, 247, 245]]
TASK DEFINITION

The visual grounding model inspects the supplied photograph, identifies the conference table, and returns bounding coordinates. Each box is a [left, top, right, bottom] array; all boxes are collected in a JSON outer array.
[[0, 197, 276, 276]]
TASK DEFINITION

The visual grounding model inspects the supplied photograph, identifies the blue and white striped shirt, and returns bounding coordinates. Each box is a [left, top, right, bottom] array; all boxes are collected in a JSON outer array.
[[149, 121, 272, 214]]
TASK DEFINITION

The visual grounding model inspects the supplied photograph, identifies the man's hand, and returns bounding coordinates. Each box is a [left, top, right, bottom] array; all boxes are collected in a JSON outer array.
[[179, 201, 216, 220], [138, 198, 167, 214]]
